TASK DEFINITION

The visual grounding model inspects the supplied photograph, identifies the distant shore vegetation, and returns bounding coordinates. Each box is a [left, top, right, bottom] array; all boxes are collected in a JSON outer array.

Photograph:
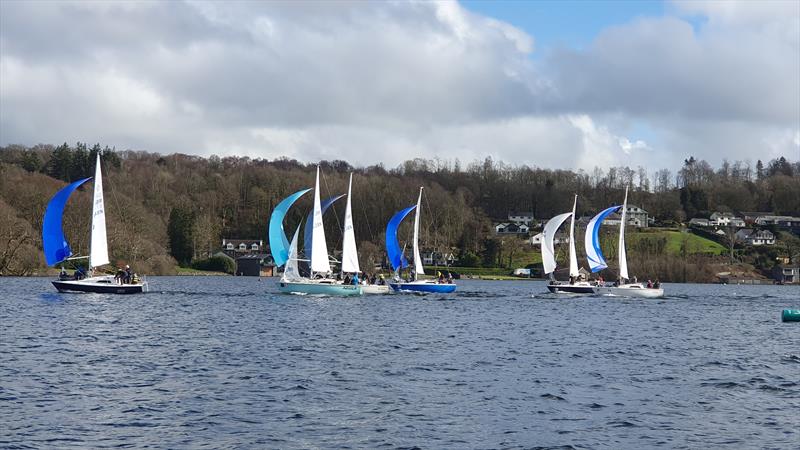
[[1, 143, 798, 281]]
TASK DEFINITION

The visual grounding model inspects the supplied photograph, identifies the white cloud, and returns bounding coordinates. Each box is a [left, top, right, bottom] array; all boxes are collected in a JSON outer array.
[[0, 0, 797, 170]]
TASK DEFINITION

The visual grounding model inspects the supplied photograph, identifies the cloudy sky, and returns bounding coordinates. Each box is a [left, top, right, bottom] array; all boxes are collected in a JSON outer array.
[[1, 0, 798, 171]]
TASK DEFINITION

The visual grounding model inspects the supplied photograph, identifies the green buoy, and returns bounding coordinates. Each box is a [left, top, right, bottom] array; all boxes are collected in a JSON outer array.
[[782, 309, 800, 322]]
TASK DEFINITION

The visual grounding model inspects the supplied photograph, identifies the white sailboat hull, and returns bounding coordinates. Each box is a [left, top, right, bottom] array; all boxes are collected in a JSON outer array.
[[547, 280, 595, 294], [361, 284, 390, 294], [278, 279, 362, 296], [52, 275, 148, 294], [593, 283, 664, 298]]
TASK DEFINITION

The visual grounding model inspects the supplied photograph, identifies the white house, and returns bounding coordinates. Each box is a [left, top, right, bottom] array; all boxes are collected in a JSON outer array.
[[605, 205, 649, 228], [746, 230, 775, 245], [735, 229, 775, 246], [421, 251, 456, 266], [508, 212, 534, 226], [221, 239, 263, 254], [689, 218, 711, 227], [495, 222, 530, 235], [529, 232, 568, 246], [710, 212, 745, 228]]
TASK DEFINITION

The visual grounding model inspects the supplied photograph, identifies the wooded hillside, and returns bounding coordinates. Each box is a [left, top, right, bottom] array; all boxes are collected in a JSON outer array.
[[1, 143, 798, 277]]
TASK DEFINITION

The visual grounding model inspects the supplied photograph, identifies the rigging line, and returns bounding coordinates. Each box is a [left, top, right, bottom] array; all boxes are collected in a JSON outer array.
[[320, 168, 343, 249], [358, 193, 375, 242], [104, 154, 126, 247]]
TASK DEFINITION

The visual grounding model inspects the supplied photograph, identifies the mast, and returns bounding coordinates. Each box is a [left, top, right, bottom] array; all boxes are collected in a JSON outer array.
[[310, 166, 331, 275], [618, 186, 629, 282], [412, 187, 424, 275], [341, 173, 359, 274], [568, 194, 579, 278], [89, 152, 109, 270]]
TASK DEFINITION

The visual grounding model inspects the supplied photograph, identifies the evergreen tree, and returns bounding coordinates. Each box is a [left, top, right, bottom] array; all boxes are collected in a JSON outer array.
[[69, 141, 90, 180], [168, 207, 195, 266], [20, 151, 41, 172], [47, 143, 72, 181]]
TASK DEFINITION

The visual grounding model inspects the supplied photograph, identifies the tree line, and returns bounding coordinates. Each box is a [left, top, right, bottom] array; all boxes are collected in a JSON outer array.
[[1, 142, 798, 276]]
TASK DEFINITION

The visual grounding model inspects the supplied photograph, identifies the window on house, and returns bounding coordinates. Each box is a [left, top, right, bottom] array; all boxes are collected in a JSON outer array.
[[226, 243, 234, 250], [251, 243, 259, 250], [239, 243, 246, 250]]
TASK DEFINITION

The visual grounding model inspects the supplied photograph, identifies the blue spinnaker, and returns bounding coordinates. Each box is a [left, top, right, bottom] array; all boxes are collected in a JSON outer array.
[[584, 205, 621, 272], [303, 194, 345, 260], [386, 205, 417, 271], [42, 177, 92, 266], [269, 188, 311, 267]]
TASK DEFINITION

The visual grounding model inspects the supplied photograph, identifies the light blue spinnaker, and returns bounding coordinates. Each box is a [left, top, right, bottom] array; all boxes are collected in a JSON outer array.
[[42, 177, 92, 266], [269, 188, 311, 267], [385, 205, 417, 271], [303, 194, 345, 261], [584, 205, 621, 272]]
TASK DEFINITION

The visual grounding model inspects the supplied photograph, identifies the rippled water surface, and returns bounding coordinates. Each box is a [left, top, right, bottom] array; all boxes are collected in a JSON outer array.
[[1, 277, 798, 448]]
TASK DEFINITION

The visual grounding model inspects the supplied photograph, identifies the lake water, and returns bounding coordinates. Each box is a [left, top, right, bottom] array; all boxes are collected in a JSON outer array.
[[1, 277, 798, 449]]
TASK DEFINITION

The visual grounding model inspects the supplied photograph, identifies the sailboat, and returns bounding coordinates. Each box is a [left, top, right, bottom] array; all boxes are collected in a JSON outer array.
[[589, 187, 664, 298], [43, 153, 148, 294], [272, 167, 361, 296], [341, 174, 389, 294], [386, 187, 456, 294], [543, 195, 594, 294]]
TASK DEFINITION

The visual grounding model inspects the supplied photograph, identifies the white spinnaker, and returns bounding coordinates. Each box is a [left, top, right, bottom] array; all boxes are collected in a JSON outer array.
[[568, 195, 579, 278], [412, 187, 424, 275], [618, 186, 629, 281], [310, 167, 331, 274], [542, 212, 573, 275], [89, 152, 109, 269], [283, 225, 303, 281], [341, 173, 360, 273]]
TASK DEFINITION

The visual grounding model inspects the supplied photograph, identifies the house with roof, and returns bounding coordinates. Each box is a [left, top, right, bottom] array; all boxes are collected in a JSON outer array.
[[736, 229, 775, 246], [221, 239, 264, 258], [495, 222, 530, 235], [421, 250, 457, 266], [235, 253, 276, 277], [603, 205, 650, 228], [508, 212, 534, 226], [689, 218, 711, 227], [772, 265, 799, 284], [709, 212, 745, 228], [529, 232, 569, 246]]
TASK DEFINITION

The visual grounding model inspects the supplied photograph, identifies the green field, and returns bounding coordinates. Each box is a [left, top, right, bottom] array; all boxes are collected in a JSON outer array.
[[628, 230, 726, 256]]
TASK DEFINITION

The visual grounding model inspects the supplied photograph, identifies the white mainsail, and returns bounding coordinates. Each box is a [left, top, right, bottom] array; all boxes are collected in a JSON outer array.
[[568, 194, 579, 278], [310, 167, 331, 274], [412, 187, 424, 275], [542, 212, 573, 275], [89, 152, 109, 269], [341, 173, 360, 273], [283, 225, 303, 281], [618, 186, 629, 281]]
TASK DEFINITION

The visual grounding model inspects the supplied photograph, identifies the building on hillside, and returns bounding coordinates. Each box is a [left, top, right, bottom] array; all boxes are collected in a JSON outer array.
[[709, 212, 745, 228], [689, 218, 711, 227], [737, 229, 775, 246], [529, 232, 569, 246], [740, 212, 772, 225], [421, 251, 456, 266], [495, 222, 530, 235], [508, 212, 534, 225], [772, 265, 799, 284], [604, 204, 649, 228], [221, 239, 264, 258], [235, 253, 276, 276], [735, 229, 753, 242]]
